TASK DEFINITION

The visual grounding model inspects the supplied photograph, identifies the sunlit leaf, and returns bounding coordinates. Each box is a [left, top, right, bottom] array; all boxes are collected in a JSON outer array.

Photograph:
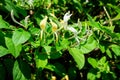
[[106, 48, 112, 58], [45, 64, 65, 77], [5, 37, 22, 58], [79, 36, 97, 54], [87, 69, 100, 80], [111, 44, 120, 56], [0, 15, 10, 29], [35, 50, 48, 70], [0, 46, 8, 57], [12, 28, 31, 46], [68, 48, 85, 69], [13, 60, 31, 80], [13, 61, 27, 80], [88, 57, 97, 68]]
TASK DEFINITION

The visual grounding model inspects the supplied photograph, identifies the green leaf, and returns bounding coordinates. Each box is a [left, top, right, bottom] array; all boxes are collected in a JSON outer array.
[[56, 39, 69, 51], [29, 27, 40, 35], [3, 58, 14, 79], [43, 46, 52, 54], [12, 28, 31, 46], [18, 60, 31, 79], [87, 72, 97, 80], [0, 63, 6, 80], [49, 51, 62, 59], [35, 50, 48, 70], [99, 56, 106, 63], [0, 15, 10, 29], [0, 31, 5, 46], [87, 14, 117, 38], [87, 69, 99, 80], [112, 13, 120, 20], [4, 0, 27, 18], [53, 0, 58, 4], [87, 14, 101, 30], [73, 0, 83, 13], [13, 60, 27, 80], [42, 46, 62, 59], [13, 60, 31, 80], [107, 3, 120, 13], [99, 43, 105, 53], [80, 36, 97, 54], [68, 66, 77, 80], [111, 44, 120, 56], [45, 64, 65, 77], [54, 63, 66, 77], [106, 48, 112, 58], [68, 48, 85, 69], [97, 56, 110, 72], [5, 37, 22, 58], [88, 57, 97, 68], [0, 46, 8, 57]]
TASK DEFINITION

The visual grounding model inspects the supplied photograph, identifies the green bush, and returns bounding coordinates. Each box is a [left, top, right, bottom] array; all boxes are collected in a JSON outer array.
[[0, 0, 120, 80]]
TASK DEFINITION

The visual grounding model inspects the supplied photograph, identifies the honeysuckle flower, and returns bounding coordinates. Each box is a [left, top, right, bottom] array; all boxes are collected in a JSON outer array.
[[50, 19, 58, 32], [62, 11, 81, 43], [67, 26, 80, 43], [86, 0, 89, 3], [50, 13, 57, 18], [40, 16, 48, 40], [67, 26, 78, 35], [63, 11, 72, 22], [63, 11, 72, 29], [50, 19, 58, 42], [27, 0, 34, 7], [40, 16, 48, 30], [61, 11, 92, 44]]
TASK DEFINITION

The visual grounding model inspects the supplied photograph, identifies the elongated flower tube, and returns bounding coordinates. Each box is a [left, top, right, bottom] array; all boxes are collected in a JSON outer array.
[[63, 11, 72, 29], [40, 16, 48, 30], [50, 19, 58, 32], [63, 11, 72, 22], [40, 16, 48, 40], [50, 19, 58, 42], [67, 26, 80, 43]]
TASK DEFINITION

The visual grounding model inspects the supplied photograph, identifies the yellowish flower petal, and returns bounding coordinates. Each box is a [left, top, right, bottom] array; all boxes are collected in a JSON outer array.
[[50, 20, 58, 32], [40, 16, 48, 30]]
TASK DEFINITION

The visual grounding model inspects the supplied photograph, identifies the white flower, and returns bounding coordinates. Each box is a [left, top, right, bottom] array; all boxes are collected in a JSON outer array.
[[27, 0, 34, 6], [86, 0, 89, 3], [67, 26, 80, 43], [63, 11, 72, 30], [63, 11, 72, 22], [67, 26, 78, 35]]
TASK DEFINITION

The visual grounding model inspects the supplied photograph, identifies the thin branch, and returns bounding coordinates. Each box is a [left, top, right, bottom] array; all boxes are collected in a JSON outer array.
[[11, 10, 26, 29], [103, 6, 112, 26], [24, 15, 30, 28]]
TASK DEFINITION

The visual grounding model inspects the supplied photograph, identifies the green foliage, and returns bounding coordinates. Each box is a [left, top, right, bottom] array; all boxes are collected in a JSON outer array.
[[0, 0, 120, 79], [12, 28, 31, 46], [68, 48, 85, 69]]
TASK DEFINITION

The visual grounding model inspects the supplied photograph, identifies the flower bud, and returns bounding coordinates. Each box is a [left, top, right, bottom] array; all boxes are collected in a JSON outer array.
[[63, 11, 72, 22], [40, 16, 48, 30], [50, 20, 58, 32]]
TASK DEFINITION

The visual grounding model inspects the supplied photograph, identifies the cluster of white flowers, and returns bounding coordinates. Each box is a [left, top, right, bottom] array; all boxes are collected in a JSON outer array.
[[62, 11, 92, 44]]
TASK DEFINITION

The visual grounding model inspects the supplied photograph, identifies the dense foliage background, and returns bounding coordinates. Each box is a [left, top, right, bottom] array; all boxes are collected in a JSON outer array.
[[0, 0, 120, 80]]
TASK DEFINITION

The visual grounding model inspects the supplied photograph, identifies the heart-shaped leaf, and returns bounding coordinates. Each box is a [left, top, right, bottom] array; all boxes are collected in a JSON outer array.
[[68, 48, 85, 69], [12, 28, 31, 46]]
